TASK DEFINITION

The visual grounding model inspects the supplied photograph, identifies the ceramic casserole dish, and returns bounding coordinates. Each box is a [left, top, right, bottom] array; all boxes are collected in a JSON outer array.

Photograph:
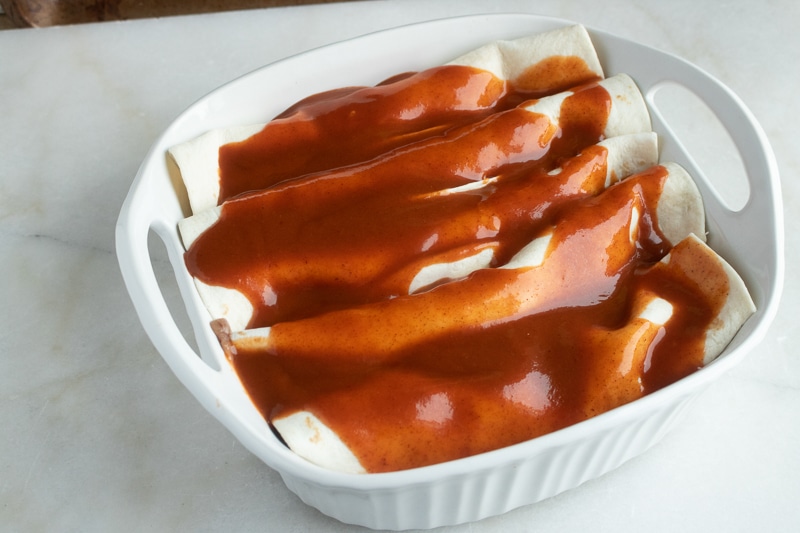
[[115, 13, 783, 530]]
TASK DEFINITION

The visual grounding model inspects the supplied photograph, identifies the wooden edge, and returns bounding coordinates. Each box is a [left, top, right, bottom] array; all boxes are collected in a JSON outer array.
[[0, 0, 359, 28]]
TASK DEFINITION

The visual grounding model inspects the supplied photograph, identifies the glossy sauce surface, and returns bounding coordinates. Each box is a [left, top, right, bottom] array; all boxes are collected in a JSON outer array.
[[217, 58, 601, 202], [184, 58, 728, 473], [228, 168, 728, 472], [186, 82, 612, 327]]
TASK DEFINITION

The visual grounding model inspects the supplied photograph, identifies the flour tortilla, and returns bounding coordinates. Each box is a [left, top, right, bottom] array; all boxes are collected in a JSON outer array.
[[266, 232, 754, 474], [662, 233, 756, 364], [407, 131, 659, 291], [272, 411, 367, 474], [182, 132, 658, 333], [167, 124, 264, 215], [446, 24, 603, 90], [656, 162, 706, 245], [579, 231, 755, 418], [178, 73, 652, 248], [223, 160, 706, 363], [520, 73, 651, 140], [169, 25, 604, 214]]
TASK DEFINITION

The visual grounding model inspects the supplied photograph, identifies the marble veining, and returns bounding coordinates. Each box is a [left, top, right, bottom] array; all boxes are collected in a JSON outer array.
[[1, 1, 798, 531]]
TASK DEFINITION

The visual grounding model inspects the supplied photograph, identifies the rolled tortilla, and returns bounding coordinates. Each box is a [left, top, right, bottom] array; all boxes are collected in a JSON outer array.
[[525, 72, 651, 140], [272, 236, 754, 473], [183, 132, 658, 331], [407, 131, 659, 292], [273, 411, 367, 474], [247, 197, 753, 475], [179, 73, 652, 335], [581, 233, 755, 417], [661, 234, 756, 364], [170, 24, 604, 214], [180, 73, 649, 248], [222, 160, 704, 362], [446, 23, 603, 92]]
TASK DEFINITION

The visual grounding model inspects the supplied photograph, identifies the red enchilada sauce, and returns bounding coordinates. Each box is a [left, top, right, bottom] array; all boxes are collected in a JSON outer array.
[[217, 57, 601, 202], [223, 168, 729, 473], [184, 57, 730, 473], [186, 81, 612, 327]]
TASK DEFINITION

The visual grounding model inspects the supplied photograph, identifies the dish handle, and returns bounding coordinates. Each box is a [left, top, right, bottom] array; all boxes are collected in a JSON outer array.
[[115, 168, 231, 414], [629, 44, 784, 312]]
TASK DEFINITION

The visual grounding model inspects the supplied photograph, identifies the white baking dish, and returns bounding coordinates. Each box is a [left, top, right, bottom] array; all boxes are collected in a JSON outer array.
[[115, 13, 783, 530]]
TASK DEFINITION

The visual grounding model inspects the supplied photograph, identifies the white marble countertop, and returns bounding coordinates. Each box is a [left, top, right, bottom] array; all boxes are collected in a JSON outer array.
[[1, 0, 797, 531]]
